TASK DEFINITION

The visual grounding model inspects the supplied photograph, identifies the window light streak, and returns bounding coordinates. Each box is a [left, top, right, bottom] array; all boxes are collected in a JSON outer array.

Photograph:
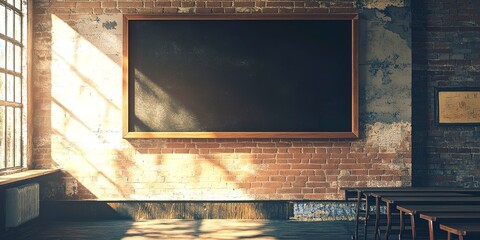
[[50, 15, 256, 200]]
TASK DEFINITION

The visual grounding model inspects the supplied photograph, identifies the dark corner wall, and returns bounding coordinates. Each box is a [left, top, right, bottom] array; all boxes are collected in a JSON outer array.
[[412, 0, 480, 187]]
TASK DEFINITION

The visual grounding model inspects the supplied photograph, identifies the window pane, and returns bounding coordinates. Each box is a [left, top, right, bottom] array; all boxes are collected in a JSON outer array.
[[6, 106, 14, 168], [0, 4, 5, 35], [6, 74, 13, 102], [0, 73, 4, 100], [6, 8, 13, 38], [0, 106, 5, 169], [7, 0, 14, 7], [14, 107, 21, 167], [6, 41, 13, 71], [14, 44, 21, 73], [14, 12, 20, 41], [14, 76, 20, 102], [0, 39, 5, 69], [15, 0, 21, 10]]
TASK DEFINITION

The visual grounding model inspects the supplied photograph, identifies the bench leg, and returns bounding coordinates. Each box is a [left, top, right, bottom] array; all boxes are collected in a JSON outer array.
[[427, 220, 434, 240], [354, 191, 361, 240], [374, 197, 380, 240], [399, 210, 404, 240], [385, 202, 392, 240], [410, 214, 416, 240], [364, 195, 370, 240]]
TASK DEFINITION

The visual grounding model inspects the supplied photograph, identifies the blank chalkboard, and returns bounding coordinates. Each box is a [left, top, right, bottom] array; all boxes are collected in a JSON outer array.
[[122, 14, 358, 138]]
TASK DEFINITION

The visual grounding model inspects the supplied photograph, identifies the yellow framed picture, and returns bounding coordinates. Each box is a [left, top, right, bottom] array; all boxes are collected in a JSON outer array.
[[435, 88, 480, 125]]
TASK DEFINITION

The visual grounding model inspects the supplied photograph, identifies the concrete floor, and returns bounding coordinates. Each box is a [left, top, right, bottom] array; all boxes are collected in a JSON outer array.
[[3, 219, 356, 240]]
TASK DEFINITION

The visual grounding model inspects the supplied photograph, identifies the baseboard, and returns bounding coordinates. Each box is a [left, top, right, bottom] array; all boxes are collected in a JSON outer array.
[[41, 200, 293, 220]]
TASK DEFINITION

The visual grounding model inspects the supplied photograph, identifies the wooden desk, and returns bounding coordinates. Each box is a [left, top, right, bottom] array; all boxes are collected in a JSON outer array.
[[382, 196, 480, 240], [396, 205, 480, 240], [440, 222, 480, 240], [340, 187, 459, 200], [344, 187, 480, 240], [420, 212, 480, 240], [383, 196, 480, 205], [351, 188, 425, 240], [369, 193, 473, 240]]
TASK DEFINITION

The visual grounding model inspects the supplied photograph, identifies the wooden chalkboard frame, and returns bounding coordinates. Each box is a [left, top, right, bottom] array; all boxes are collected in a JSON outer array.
[[123, 14, 359, 139]]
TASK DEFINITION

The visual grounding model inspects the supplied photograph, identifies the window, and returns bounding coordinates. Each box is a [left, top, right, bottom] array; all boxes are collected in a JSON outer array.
[[0, 0, 27, 172]]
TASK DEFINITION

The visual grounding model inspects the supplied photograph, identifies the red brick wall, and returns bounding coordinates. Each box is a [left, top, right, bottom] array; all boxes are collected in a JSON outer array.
[[32, 0, 412, 200], [412, 0, 480, 187], [34, 0, 360, 15]]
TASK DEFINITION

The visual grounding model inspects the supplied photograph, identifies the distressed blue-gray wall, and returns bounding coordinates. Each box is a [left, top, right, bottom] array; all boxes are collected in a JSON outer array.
[[359, 1, 411, 126]]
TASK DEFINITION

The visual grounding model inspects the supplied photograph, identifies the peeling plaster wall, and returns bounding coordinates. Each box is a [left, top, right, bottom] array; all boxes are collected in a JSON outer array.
[[359, 5, 411, 124], [358, 0, 406, 10], [32, 0, 412, 201]]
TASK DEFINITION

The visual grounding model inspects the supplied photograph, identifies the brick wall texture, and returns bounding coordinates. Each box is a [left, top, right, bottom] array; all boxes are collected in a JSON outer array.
[[32, 0, 412, 200], [412, 0, 480, 187]]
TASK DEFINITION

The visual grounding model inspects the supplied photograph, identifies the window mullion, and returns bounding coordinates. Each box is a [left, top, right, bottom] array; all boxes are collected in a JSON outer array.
[[0, 0, 21, 16], [12, 106, 15, 168], [2, 106, 5, 169], [0, 35, 23, 48]]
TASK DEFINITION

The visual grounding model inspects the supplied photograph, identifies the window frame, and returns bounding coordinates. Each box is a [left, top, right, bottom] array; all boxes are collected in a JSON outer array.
[[0, 0, 30, 174]]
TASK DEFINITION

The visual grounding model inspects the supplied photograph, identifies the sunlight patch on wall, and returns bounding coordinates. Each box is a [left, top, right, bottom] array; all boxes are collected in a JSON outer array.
[[49, 149, 258, 200], [50, 14, 127, 198], [128, 153, 255, 200], [49, 15, 256, 200]]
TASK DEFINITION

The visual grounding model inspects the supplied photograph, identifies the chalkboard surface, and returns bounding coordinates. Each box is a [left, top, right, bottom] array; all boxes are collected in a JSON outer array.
[[123, 15, 358, 138]]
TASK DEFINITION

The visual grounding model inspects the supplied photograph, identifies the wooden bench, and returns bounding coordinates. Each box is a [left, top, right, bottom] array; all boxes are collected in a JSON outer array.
[[396, 205, 480, 240], [344, 187, 420, 240], [382, 196, 480, 240], [420, 212, 480, 240], [369, 192, 473, 240], [340, 187, 480, 240], [440, 223, 480, 240]]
